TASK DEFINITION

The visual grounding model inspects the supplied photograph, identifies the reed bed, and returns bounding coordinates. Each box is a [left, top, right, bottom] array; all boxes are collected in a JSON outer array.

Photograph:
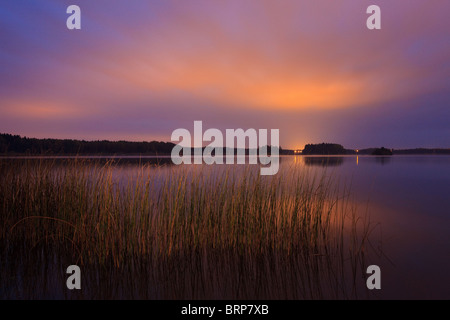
[[0, 159, 379, 299]]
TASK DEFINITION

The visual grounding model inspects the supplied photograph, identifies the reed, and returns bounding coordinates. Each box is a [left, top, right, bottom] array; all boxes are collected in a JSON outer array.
[[0, 159, 379, 299]]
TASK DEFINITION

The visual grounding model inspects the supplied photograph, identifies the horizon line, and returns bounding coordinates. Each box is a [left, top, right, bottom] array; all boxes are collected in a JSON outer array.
[[1, 132, 449, 151]]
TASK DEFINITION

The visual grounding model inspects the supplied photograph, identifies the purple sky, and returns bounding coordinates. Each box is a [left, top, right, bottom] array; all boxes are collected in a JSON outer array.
[[1, 0, 449, 149]]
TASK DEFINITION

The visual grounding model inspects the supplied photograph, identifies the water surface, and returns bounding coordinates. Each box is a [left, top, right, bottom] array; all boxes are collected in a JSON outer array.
[[1, 155, 449, 299]]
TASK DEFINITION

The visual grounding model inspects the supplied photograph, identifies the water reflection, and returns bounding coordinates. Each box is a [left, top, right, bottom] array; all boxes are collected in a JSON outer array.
[[374, 156, 392, 165], [303, 156, 344, 167], [1, 155, 450, 299]]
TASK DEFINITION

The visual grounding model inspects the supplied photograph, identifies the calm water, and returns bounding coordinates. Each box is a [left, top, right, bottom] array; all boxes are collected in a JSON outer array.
[[135, 154, 450, 299], [295, 155, 450, 299], [1, 155, 449, 299]]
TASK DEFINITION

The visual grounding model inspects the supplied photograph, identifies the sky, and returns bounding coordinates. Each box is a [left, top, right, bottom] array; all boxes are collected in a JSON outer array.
[[1, 0, 449, 149]]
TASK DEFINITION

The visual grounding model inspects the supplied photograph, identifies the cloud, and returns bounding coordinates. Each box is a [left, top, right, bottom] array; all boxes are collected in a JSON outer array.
[[0, 0, 449, 147]]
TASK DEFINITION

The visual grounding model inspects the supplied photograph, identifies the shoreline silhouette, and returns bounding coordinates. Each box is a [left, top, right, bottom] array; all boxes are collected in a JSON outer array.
[[1, 133, 449, 156]]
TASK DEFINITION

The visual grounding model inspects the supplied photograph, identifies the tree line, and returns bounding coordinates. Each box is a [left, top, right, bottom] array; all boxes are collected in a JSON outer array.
[[0, 133, 175, 155]]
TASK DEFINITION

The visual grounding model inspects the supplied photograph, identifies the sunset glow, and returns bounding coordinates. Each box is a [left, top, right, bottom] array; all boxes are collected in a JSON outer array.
[[1, 0, 449, 149]]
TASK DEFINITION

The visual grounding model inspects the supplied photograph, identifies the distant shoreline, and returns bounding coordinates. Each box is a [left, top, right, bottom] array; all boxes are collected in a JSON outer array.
[[1, 154, 450, 159], [1, 133, 449, 156]]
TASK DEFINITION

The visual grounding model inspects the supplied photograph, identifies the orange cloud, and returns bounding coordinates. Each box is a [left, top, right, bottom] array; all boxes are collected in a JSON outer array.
[[2, 99, 86, 119], [72, 2, 423, 112]]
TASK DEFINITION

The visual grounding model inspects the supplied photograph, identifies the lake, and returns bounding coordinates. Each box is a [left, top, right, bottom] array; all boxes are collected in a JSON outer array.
[[294, 155, 450, 299], [0, 155, 449, 299]]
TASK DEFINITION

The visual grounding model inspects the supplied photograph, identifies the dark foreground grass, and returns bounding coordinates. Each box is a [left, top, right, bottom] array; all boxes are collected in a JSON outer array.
[[0, 159, 380, 299]]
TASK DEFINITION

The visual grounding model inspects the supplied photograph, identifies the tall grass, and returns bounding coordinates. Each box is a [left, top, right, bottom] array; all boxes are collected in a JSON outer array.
[[0, 159, 379, 299]]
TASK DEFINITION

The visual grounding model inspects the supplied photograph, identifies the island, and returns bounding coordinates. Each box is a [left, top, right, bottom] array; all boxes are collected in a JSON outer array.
[[371, 147, 393, 156]]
